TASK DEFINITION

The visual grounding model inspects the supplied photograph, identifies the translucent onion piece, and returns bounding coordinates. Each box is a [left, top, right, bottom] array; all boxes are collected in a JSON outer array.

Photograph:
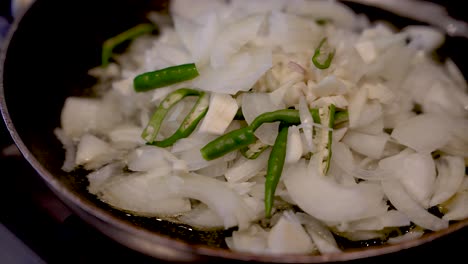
[[388, 229, 424, 244], [210, 15, 266, 68], [268, 212, 315, 254], [342, 131, 389, 159], [178, 203, 224, 229], [296, 213, 341, 254], [170, 174, 253, 230], [347, 85, 368, 128], [391, 114, 451, 153], [87, 162, 124, 194], [227, 224, 269, 254], [98, 173, 191, 216], [195, 47, 273, 94], [338, 210, 410, 232], [380, 150, 436, 208], [285, 126, 303, 164], [298, 97, 314, 152], [430, 155, 465, 206], [225, 149, 270, 183], [127, 146, 172, 172], [286, 0, 357, 29], [381, 177, 448, 231], [53, 128, 76, 172], [75, 134, 118, 170], [61, 97, 120, 139], [283, 160, 387, 222]]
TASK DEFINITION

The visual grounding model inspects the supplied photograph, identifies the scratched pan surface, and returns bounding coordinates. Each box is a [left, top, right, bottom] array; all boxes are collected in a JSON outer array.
[[1, 0, 467, 262]]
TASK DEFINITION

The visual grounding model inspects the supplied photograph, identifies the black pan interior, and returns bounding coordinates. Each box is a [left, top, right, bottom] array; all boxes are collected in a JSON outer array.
[[2, 0, 467, 253]]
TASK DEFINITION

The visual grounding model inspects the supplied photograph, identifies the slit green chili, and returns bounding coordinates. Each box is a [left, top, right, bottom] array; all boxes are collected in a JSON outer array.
[[151, 92, 209, 147], [200, 127, 257, 161], [102, 23, 155, 67], [264, 124, 289, 218], [134, 63, 200, 92], [324, 104, 336, 175], [141, 88, 206, 144], [312, 37, 335, 70], [200, 108, 348, 161]]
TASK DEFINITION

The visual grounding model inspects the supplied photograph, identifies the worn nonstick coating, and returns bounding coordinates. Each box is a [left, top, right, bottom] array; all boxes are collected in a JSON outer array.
[[1, 0, 467, 262]]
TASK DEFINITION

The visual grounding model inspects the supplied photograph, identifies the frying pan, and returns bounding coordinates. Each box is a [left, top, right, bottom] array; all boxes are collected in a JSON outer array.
[[1, 0, 467, 262]]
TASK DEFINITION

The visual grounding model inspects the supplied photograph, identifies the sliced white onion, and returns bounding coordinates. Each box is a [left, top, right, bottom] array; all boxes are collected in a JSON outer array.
[[391, 113, 451, 153], [430, 155, 465, 206], [296, 213, 341, 254], [283, 160, 387, 222], [381, 177, 448, 231], [98, 173, 191, 216], [87, 162, 124, 194], [403, 25, 445, 52], [170, 0, 226, 23], [178, 203, 224, 229], [347, 85, 368, 128], [227, 224, 269, 254], [196, 162, 228, 178], [364, 82, 395, 105], [265, 11, 322, 53], [54, 128, 76, 172], [231, 0, 286, 15], [355, 101, 382, 128], [310, 95, 349, 109], [127, 146, 172, 172], [342, 131, 389, 159], [442, 191, 468, 221], [210, 14, 266, 68], [178, 147, 235, 171], [199, 93, 238, 135], [268, 212, 315, 254], [298, 97, 314, 152], [225, 149, 270, 183], [445, 58, 467, 91], [108, 125, 145, 148], [61, 97, 121, 139], [310, 75, 347, 97], [387, 229, 424, 244], [286, 0, 357, 29], [195, 47, 273, 94], [75, 134, 119, 170], [380, 150, 436, 208], [354, 118, 384, 135], [285, 126, 303, 164], [338, 210, 411, 232], [169, 174, 253, 230], [332, 127, 348, 142]]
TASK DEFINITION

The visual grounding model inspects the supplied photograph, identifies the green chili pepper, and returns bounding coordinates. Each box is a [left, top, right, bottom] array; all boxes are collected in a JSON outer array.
[[240, 139, 270, 159], [250, 109, 302, 131], [134, 63, 200, 92], [200, 108, 348, 161], [265, 124, 289, 218], [102, 23, 155, 67], [312, 37, 335, 70], [333, 110, 349, 126], [200, 127, 257, 161], [151, 92, 209, 147], [141, 88, 204, 144], [324, 104, 336, 175]]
